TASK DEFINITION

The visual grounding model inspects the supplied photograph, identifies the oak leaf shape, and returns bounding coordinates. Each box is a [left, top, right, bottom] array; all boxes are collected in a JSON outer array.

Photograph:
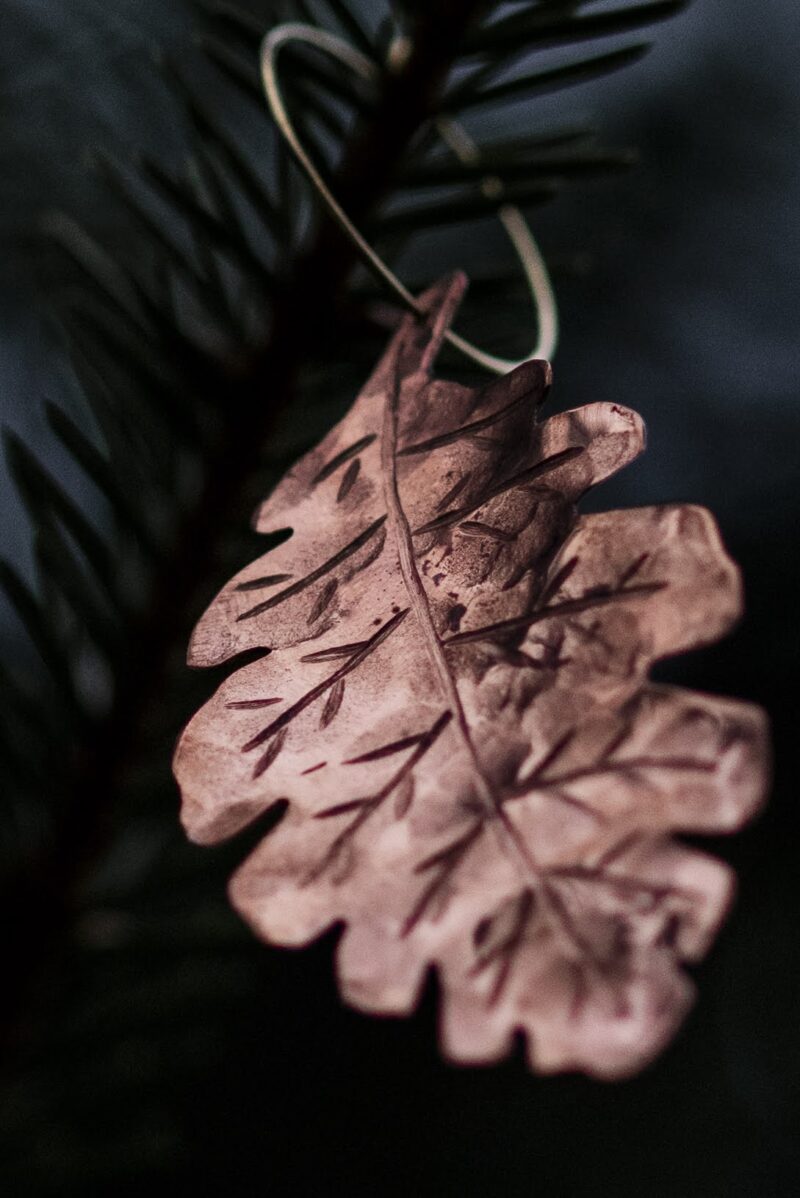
[[174, 275, 768, 1078]]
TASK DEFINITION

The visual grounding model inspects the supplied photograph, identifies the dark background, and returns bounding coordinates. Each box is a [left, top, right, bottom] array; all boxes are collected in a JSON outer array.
[[1, 1, 798, 1194]]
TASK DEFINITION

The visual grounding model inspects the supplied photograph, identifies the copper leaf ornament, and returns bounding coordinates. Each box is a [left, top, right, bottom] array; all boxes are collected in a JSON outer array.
[[174, 275, 767, 1078]]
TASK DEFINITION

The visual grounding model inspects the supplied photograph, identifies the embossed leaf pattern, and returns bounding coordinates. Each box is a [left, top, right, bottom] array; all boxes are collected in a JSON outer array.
[[174, 275, 767, 1078]]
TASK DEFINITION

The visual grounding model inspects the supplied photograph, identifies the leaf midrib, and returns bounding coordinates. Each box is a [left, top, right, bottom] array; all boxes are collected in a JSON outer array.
[[379, 332, 553, 895]]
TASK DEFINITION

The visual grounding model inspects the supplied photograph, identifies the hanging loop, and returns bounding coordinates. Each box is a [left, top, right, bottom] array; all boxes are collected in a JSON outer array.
[[261, 22, 558, 374]]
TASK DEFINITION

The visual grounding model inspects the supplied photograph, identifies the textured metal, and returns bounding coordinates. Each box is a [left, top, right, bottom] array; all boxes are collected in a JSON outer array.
[[174, 274, 768, 1078]]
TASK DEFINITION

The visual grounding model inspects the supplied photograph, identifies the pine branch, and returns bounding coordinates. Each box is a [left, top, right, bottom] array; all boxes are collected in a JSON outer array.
[[0, 0, 501, 1054]]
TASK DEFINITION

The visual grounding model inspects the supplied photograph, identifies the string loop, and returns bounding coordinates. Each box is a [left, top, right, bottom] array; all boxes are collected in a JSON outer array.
[[261, 22, 558, 374]]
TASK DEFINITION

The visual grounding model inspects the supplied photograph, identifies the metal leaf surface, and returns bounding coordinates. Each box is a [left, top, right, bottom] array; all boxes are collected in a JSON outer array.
[[174, 274, 767, 1078]]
